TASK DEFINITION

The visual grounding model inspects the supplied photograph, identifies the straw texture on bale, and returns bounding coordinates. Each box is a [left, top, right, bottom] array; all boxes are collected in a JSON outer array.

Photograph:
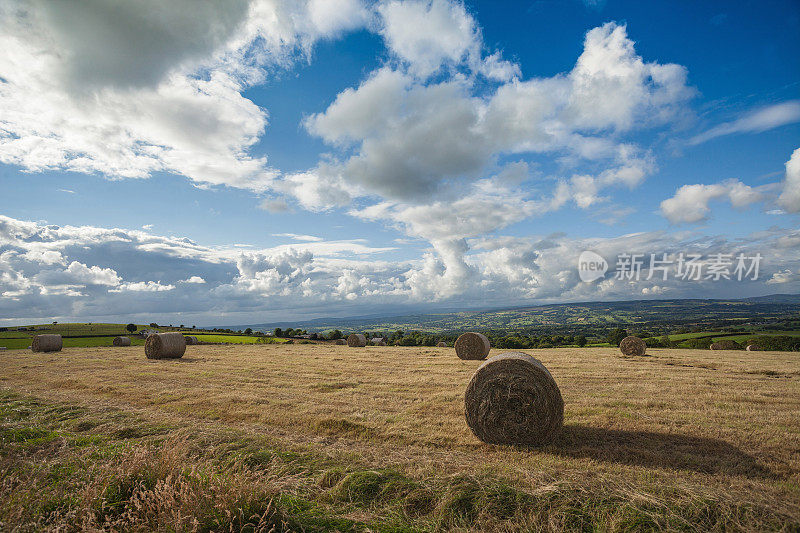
[[347, 334, 367, 347], [145, 332, 186, 359], [437, 341, 447, 347], [455, 332, 490, 360], [31, 334, 62, 353], [335, 339, 347, 345], [746, 344, 762, 351], [619, 336, 646, 356], [112, 336, 131, 347], [465, 352, 563, 446], [184, 336, 199, 345], [710, 340, 741, 350]]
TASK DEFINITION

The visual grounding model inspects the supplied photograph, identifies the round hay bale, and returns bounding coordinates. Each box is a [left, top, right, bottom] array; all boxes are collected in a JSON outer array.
[[184, 335, 199, 345], [746, 344, 762, 351], [347, 334, 366, 347], [335, 339, 347, 345], [619, 336, 646, 356], [710, 340, 741, 350], [437, 341, 447, 347], [372, 340, 387, 346], [31, 334, 62, 353], [145, 332, 186, 359], [455, 332, 490, 360], [465, 352, 563, 446], [112, 336, 131, 347]]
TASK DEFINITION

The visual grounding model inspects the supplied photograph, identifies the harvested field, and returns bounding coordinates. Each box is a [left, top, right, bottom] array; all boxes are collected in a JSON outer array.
[[1, 344, 798, 530]]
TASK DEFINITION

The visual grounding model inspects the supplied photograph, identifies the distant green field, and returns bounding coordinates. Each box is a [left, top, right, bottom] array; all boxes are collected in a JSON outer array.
[[0, 322, 154, 350], [0, 336, 147, 350], [710, 332, 800, 343], [666, 330, 800, 342], [0, 323, 152, 338], [186, 334, 287, 344], [0, 323, 290, 350], [666, 331, 726, 340], [0, 331, 287, 350]]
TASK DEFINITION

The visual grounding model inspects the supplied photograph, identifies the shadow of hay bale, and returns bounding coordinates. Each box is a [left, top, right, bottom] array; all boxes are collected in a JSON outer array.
[[549, 425, 774, 479]]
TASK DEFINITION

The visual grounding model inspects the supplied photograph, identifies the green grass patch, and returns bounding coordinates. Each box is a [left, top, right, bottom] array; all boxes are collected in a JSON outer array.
[[330, 469, 417, 505], [189, 334, 287, 344]]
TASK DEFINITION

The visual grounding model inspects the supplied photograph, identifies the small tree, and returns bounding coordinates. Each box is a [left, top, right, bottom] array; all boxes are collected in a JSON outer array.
[[576, 335, 587, 347], [126, 323, 137, 333], [149, 323, 159, 328], [606, 328, 628, 346], [328, 329, 342, 340], [244, 328, 253, 335], [274, 328, 283, 338]]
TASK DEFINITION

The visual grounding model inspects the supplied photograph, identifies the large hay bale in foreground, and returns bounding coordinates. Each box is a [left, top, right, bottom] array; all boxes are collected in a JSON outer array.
[[31, 334, 62, 353], [145, 332, 186, 359], [184, 336, 199, 345], [112, 336, 131, 347], [347, 334, 366, 347], [335, 339, 347, 345], [455, 332, 490, 360], [710, 340, 741, 350], [746, 344, 762, 351], [437, 341, 447, 347], [465, 352, 563, 446], [619, 336, 646, 356]]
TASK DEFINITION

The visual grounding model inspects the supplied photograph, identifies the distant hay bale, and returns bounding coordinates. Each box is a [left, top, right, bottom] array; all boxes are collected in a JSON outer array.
[[710, 340, 742, 350], [112, 336, 131, 347], [347, 334, 366, 347], [184, 336, 199, 345], [746, 344, 762, 351], [619, 336, 646, 356], [335, 339, 347, 345], [465, 352, 563, 446], [145, 332, 186, 359], [455, 332, 490, 360], [372, 340, 387, 346], [437, 341, 447, 347], [31, 334, 62, 353]]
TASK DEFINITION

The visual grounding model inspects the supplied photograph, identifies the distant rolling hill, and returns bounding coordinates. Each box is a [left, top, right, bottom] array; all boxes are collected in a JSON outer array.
[[234, 294, 800, 335]]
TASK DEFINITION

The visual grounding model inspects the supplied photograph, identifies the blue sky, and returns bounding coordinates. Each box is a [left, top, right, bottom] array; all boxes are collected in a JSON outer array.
[[0, 0, 798, 326]]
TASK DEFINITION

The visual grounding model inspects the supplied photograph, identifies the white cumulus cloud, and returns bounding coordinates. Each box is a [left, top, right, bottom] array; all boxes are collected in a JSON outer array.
[[660, 179, 762, 224], [777, 148, 800, 213], [377, 0, 518, 80]]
